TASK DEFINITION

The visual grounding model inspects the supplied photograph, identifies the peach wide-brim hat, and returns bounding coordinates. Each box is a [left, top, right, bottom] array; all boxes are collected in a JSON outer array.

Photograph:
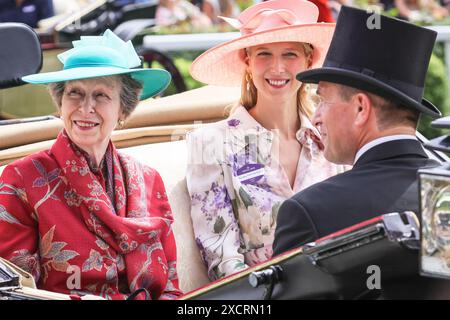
[[189, 0, 336, 86]]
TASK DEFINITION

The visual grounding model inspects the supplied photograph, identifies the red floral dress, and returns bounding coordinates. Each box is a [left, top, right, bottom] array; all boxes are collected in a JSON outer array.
[[0, 131, 182, 300]]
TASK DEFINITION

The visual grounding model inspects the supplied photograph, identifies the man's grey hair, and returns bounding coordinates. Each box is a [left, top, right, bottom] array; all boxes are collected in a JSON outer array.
[[336, 83, 420, 129]]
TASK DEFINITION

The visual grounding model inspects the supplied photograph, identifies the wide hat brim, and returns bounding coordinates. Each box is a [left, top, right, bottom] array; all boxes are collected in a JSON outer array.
[[22, 67, 171, 100], [296, 67, 441, 118], [190, 23, 335, 86]]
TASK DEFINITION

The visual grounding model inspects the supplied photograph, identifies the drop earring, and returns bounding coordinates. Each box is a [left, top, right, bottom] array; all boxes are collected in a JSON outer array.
[[246, 72, 252, 92], [118, 119, 125, 129]]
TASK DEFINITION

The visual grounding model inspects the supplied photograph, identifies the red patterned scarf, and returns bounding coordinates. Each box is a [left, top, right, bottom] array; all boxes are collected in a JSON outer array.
[[0, 131, 181, 299]]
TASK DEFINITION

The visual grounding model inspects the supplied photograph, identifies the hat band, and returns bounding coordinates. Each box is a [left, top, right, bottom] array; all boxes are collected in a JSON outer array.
[[64, 63, 128, 70], [324, 61, 424, 102], [240, 9, 302, 35]]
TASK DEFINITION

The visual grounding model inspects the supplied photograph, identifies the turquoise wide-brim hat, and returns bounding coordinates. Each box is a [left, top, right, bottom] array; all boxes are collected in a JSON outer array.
[[22, 29, 171, 100]]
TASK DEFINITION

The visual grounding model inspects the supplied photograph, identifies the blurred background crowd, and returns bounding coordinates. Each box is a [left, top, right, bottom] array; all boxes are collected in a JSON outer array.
[[2, 0, 450, 30]]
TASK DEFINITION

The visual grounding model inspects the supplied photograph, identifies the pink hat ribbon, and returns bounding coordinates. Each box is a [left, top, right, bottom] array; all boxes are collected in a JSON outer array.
[[219, 0, 319, 35]]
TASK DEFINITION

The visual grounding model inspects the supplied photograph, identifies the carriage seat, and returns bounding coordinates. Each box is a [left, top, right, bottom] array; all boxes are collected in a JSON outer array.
[[0, 139, 212, 294], [120, 139, 211, 294]]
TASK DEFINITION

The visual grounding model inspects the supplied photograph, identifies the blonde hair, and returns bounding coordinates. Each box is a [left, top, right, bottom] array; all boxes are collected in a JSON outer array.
[[229, 43, 315, 119]]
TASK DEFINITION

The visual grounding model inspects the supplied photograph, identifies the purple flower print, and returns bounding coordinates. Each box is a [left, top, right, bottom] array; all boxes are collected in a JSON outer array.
[[231, 153, 249, 175], [190, 193, 204, 206], [210, 182, 231, 211], [227, 119, 241, 127], [64, 189, 82, 207]]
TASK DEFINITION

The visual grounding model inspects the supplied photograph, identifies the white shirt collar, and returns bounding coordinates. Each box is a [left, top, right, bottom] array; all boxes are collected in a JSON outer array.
[[353, 134, 417, 164]]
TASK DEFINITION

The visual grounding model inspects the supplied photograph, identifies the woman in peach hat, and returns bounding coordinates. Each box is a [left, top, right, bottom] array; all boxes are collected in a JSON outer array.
[[186, 0, 345, 280]]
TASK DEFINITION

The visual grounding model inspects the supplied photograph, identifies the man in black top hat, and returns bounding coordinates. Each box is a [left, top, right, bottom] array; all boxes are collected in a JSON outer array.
[[273, 6, 442, 255]]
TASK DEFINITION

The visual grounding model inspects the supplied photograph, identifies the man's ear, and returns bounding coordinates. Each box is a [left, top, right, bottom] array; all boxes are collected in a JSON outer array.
[[353, 93, 372, 128]]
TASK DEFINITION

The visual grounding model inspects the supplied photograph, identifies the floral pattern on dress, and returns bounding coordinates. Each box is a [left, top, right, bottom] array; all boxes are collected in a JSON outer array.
[[10, 249, 41, 281], [186, 106, 345, 280], [40, 225, 79, 283]]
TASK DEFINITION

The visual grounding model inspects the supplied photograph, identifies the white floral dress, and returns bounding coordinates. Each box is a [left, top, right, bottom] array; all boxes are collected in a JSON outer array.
[[186, 106, 344, 280]]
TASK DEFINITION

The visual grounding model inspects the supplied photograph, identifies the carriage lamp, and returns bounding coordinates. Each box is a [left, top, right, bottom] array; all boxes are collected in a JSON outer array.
[[420, 115, 450, 279], [419, 164, 450, 279]]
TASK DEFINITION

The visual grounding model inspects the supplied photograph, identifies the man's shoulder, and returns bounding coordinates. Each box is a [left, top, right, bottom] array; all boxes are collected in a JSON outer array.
[[289, 159, 408, 210], [288, 154, 439, 217], [292, 169, 355, 203], [292, 154, 436, 203]]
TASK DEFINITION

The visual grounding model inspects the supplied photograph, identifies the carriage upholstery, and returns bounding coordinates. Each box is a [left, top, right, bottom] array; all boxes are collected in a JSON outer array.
[[121, 140, 211, 293], [0, 23, 42, 90]]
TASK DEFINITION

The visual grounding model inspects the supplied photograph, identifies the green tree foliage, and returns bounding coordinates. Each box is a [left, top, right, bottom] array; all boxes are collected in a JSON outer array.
[[421, 51, 450, 138]]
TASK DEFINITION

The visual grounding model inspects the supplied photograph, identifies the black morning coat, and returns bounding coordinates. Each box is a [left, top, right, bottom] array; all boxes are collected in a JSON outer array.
[[273, 139, 440, 256]]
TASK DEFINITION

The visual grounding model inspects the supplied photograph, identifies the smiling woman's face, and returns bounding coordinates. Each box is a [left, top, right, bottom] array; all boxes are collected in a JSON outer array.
[[246, 42, 310, 102], [60, 77, 123, 157]]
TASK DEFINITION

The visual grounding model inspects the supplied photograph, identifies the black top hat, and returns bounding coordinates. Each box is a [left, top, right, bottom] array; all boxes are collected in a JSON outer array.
[[297, 6, 441, 118]]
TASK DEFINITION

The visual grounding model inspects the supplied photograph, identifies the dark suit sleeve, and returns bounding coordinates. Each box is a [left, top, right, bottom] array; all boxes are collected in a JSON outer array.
[[273, 198, 319, 256]]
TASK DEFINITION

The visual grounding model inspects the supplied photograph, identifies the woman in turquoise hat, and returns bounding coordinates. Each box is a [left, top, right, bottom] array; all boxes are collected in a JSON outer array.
[[0, 30, 182, 300]]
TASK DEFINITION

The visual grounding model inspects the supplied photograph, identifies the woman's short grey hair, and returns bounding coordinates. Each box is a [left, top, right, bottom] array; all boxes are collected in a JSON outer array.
[[48, 74, 143, 118]]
